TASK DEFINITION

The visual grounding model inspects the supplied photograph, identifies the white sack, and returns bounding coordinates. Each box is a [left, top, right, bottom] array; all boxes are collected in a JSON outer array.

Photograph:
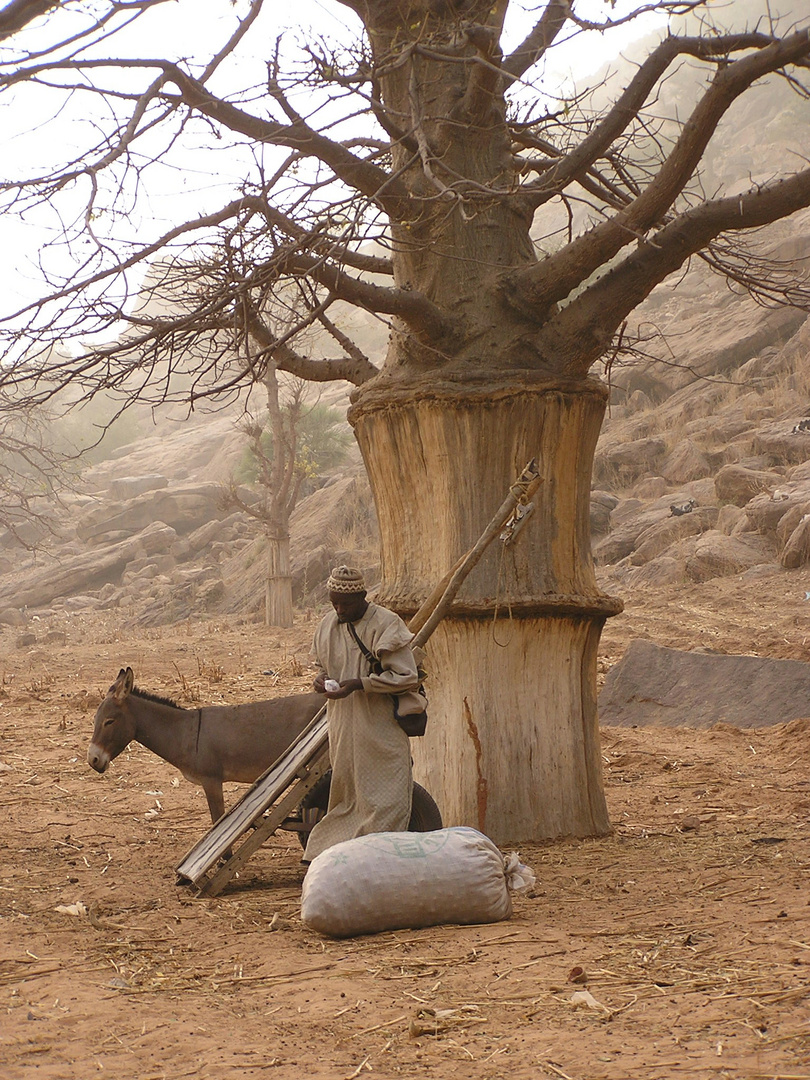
[[300, 826, 513, 938], [503, 851, 536, 893]]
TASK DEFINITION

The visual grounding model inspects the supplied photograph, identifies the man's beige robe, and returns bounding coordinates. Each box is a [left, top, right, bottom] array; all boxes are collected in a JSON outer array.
[[303, 603, 419, 862]]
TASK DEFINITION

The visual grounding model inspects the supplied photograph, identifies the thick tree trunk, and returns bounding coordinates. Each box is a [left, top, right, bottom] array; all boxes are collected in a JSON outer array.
[[349, 374, 621, 842], [265, 532, 293, 628]]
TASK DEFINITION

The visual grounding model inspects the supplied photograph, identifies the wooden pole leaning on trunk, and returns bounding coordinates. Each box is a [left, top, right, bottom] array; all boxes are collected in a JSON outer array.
[[175, 459, 542, 895], [409, 457, 542, 646]]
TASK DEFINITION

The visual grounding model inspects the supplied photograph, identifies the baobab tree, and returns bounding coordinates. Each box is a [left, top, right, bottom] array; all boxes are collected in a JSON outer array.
[[223, 371, 352, 628], [2, 0, 810, 841]]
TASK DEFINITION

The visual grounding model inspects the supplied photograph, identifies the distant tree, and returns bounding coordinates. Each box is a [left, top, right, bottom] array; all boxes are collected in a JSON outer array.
[[0, 410, 68, 546], [223, 371, 352, 626], [1, 1, 809, 840]]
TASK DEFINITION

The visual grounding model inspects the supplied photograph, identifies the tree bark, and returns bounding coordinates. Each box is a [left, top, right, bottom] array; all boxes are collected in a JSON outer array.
[[350, 372, 621, 842], [265, 532, 293, 629]]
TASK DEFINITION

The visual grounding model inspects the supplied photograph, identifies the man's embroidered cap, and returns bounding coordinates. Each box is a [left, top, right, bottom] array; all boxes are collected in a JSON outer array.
[[327, 565, 366, 594]]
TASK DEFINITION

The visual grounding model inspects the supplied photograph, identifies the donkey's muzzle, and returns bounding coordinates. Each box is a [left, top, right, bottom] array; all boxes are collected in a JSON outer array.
[[87, 744, 109, 773]]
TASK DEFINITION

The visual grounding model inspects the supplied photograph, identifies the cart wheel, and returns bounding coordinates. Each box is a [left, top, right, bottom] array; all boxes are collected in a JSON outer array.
[[296, 772, 442, 849]]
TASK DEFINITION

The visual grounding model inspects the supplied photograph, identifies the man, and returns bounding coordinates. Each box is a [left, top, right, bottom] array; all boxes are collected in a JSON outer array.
[[303, 565, 419, 864]]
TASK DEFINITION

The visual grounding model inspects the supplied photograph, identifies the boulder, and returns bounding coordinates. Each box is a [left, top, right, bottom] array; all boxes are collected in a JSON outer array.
[[621, 555, 686, 588], [122, 562, 161, 584], [197, 579, 226, 609], [84, 530, 131, 548], [0, 521, 177, 610], [630, 507, 718, 565], [126, 553, 176, 576], [593, 506, 670, 565], [60, 595, 102, 611], [599, 639, 810, 729], [714, 463, 781, 506], [775, 503, 810, 547], [185, 513, 247, 555], [698, 416, 756, 444], [685, 531, 775, 582], [590, 491, 619, 536], [716, 504, 745, 535], [673, 477, 717, 506], [107, 475, 169, 500], [0, 608, 27, 627], [75, 484, 223, 542], [739, 563, 783, 581], [0, 518, 54, 551], [608, 367, 670, 405], [628, 389, 652, 411], [781, 514, 810, 569], [133, 521, 178, 555], [730, 513, 756, 536], [744, 491, 795, 534], [631, 476, 670, 499], [743, 481, 810, 535], [661, 439, 711, 484], [610, 497, 644, 525], [754, 421, 810, 466], [593, 436, 667, 486]]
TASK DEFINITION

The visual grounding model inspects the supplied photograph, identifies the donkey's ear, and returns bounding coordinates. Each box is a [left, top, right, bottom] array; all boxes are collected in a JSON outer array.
[[112, 667, 134, 703]]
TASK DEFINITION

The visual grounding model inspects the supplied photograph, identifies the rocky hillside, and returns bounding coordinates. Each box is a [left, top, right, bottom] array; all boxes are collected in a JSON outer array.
[[0, 405, 377, 629], [594, 211, 810, 593], [1, 242, 809, 637]]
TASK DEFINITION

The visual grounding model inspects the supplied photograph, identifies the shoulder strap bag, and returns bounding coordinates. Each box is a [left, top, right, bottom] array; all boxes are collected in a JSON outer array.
[[346, 621, 428, 738]]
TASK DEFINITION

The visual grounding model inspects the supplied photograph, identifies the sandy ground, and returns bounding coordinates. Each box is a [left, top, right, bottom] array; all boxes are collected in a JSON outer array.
[[2, 575, 810, 1080]]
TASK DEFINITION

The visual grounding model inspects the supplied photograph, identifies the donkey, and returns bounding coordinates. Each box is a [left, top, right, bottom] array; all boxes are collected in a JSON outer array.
[[87, 667, 323, 824]]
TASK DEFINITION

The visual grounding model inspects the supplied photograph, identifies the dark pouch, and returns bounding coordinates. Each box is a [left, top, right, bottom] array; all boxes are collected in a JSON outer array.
[[346, 621, 428, 738], [392, 696, 428, 737]]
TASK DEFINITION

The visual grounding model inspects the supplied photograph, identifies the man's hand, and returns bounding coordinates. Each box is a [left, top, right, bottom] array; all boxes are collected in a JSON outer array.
[[326, 678, 363, 699], [313, 673, 327, 693]]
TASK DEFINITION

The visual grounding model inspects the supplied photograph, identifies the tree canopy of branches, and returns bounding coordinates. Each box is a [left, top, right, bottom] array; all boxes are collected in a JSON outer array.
[[2, 0, 809, 841]]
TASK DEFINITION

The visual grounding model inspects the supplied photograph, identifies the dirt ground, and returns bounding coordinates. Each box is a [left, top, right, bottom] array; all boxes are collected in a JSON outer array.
[[2, 573, 810, 1080]]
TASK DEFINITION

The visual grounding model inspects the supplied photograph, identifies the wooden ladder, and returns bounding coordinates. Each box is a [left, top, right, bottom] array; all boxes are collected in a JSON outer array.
[[175, 706, 328, 896]]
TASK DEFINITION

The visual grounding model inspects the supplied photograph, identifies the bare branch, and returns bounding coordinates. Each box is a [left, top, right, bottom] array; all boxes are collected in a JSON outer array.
[[502, 0, 710, 82], [0, 0, 59, 39], [1, 197, 262, 327], [512, 27, 810, 316], [251, 199, 393, 277], [158, 63, 415, 221], [501, 0, 571, 83], [278, 254, 458, 344], [545, 167, 810, 375], [245, 306, 379, 386]]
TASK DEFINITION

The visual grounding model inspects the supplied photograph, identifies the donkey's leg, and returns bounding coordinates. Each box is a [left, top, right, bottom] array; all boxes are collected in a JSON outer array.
[[198, 778, 234, 860], [200, 778, 225, 825]]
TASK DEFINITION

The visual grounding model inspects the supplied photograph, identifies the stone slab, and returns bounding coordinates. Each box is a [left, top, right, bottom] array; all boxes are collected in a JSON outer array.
[[598, 638, 810, 729]]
